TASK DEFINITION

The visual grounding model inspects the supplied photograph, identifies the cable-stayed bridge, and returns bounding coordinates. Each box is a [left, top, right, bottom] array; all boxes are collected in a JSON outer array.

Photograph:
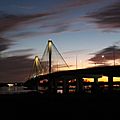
[[24, 40, 120, 94], [28, 40, 69, 78]]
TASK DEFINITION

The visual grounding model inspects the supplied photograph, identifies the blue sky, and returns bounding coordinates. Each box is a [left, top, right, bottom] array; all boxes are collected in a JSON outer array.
[[0, 0, 120, 82]]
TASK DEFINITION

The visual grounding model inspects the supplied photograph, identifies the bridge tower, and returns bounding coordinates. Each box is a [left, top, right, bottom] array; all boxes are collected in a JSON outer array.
[[48, 40, 52, 74], [29, 55, 43, 78], [25, 39, 69, 92], [41, 39, 69, 93], [41, 39, 69, 74]]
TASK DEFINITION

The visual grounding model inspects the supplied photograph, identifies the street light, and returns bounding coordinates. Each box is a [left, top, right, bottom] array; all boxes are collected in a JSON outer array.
[[102, 55, 105, 65], [102, 55, 104, 58]]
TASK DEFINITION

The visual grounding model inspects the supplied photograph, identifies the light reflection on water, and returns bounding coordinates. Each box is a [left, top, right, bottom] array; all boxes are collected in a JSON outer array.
[[0, 86, 36, 94]]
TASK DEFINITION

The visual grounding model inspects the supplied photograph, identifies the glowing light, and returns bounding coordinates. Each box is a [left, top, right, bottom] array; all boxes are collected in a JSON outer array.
[[35, 56, 39, 63], [48, 40, 52, 48], [57, 90, 63, 94], [83, 78, 94, 82], [7, 83, 14, 87], [102, 55, 104, 58], [113, 77, 120, 82], [98, 76, 108, 82]]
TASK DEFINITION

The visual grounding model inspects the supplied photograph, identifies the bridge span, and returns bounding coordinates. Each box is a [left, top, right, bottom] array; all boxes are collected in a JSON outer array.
[[24, 65, 120, 94], [24, 40, 120, 94]]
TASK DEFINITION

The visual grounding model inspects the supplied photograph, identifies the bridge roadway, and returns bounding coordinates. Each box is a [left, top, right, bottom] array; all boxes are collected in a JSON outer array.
[[24, 65, 120, 93]]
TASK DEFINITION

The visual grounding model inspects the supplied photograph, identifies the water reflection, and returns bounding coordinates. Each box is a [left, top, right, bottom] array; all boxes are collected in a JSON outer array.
[[0, 85, 36, 94]]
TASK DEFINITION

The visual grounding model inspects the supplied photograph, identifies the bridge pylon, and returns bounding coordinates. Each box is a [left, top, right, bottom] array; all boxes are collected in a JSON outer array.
[[28, 55, 43, 79], [41, 39, 69, 74]]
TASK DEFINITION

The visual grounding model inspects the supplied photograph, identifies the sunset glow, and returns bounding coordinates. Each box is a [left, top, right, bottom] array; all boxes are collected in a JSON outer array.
[[0, 0, 120, 83]]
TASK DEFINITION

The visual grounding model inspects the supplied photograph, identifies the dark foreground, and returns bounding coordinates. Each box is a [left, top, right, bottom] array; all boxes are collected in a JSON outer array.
[[0, 91, 120, 119]]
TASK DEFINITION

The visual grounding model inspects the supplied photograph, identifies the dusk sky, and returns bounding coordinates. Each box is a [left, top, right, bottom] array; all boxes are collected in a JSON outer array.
[[0, 0, 120, 83]]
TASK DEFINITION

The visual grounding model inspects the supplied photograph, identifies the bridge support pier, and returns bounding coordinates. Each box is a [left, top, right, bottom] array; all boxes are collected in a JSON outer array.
[[52, 79, 57, 94], [108, 76, 113, 93], [76, 77, 84, 94], [48, 77, 57, 94], [63, 80, 68, 94], [92, 76, 99, 94]]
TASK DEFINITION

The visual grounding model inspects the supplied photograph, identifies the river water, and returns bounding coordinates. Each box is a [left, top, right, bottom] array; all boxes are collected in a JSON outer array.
[[0, 86, 36, 94]]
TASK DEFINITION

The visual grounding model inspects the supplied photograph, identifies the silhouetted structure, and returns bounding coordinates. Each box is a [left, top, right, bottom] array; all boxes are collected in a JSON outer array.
[[24, 40, 120, 94], [41, 40, 69, 74]]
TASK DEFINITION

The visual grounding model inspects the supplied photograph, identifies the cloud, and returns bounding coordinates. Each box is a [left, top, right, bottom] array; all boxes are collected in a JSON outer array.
[[16, 3, 35, 9], [63, 49, 89, 55], [0, 37, 35, 83], [58, 0, 101, 10], [86, 1, 120, 31], [0, 0, 108, 40], [0, 35, 34, 83], [52, 24, 69, 33], [8, 22, 71, 39], [0, 11, 53, 52], [0, 11, 52, 33], [0, 0, 104, 39], [1, 49, 34, 58], [89, 45, 120, 64], [0, 55, 34, 83], [0, 37, 12, 52], [0, 11, 50, 83]]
